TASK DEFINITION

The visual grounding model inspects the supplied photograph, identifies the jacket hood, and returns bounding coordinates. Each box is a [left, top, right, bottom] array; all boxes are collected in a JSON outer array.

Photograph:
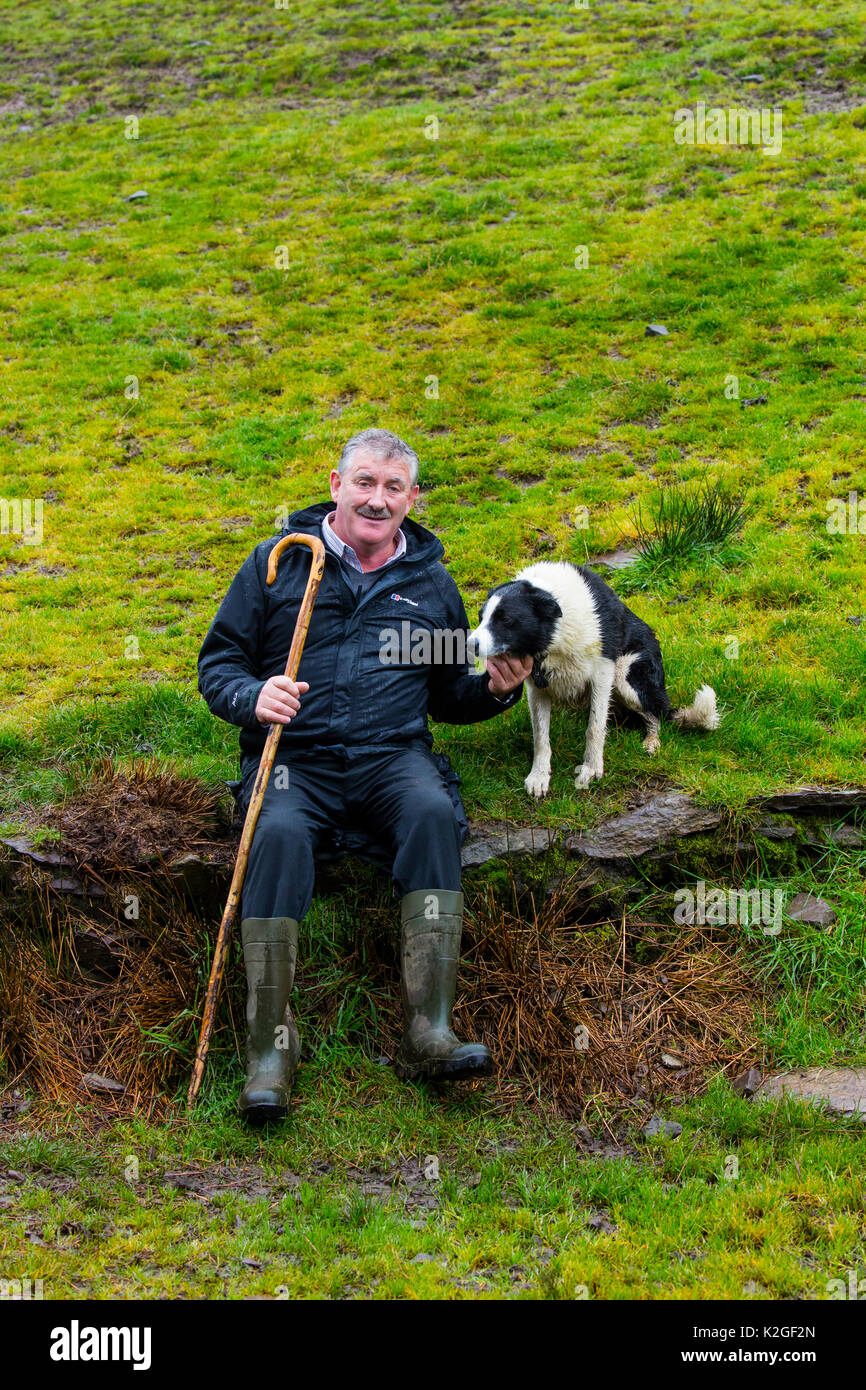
[[283, 500, 445, 567]]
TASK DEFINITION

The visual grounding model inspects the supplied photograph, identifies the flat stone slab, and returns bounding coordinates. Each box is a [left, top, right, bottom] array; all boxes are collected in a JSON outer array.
[[1, 835, 74, 868], [785, 892, 837, 926], [641, 1114, 683, 1139], [588, 548, 640, 570], [754, 819, 797, 841], [825, 823, 864, 847], [461, 821, 558, 869], [567, 792, 722, 862], [755, 1067, 866, 1120], [5, 778, 864, 887], [756, 786, 866, 813]]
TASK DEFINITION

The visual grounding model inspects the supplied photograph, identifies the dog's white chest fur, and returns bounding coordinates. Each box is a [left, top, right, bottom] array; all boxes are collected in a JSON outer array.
[[514, 561, 604, 702]]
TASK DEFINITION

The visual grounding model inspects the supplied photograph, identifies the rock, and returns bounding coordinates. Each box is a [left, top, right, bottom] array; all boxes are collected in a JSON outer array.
[[588, 548, 640, 569], [731, 1066, 763, 1097], [785, 892, 837, 927], [0, 1091, 31, 1118], [824, 824, 863, 848], [72, 927, 123, 977], [46, 876, 105, 898], [169, 853, 225, 899], [1, 836, 73, 867], [409, 1252, 437, 1264], [645, 324, 670, 336], [847, 616, 864, 628], [567, 792, 721, 863], [754, 1067, 866, 1120], [124, 190, 148, 202], [660, 1052, 684, 1069], [461, 821, 557, 870], [741, 396, 768, 406], [586, 1211, 618, 1233], [754, 819, 796, 841], [756, 787, 866, 813], [641, 1114, 683, 1139], [79, 1073, 126, 1095]]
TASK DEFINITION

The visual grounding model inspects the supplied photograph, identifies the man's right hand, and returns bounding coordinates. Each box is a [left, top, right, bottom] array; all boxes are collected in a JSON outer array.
[[255, 675, 310, 726]]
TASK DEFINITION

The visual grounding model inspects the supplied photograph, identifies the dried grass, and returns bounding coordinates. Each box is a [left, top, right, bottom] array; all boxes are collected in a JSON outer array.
[[456, 875, 760, 1121], [44, 754, 233, 871], [0, 763, 763, 1128]]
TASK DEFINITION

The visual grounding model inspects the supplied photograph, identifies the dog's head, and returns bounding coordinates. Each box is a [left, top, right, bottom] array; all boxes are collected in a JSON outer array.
[[466, 580, 562, 673]]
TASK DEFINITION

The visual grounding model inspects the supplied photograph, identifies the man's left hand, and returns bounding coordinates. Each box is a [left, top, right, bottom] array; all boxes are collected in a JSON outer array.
[[486, 653, 533, 697]]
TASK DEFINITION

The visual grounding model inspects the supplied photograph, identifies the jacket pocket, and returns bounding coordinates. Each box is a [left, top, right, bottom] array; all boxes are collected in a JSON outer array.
[[356, 618, 432, 734]]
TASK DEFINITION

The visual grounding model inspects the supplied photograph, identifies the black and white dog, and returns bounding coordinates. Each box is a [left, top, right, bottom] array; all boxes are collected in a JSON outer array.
[[467, 561, 719, 797]]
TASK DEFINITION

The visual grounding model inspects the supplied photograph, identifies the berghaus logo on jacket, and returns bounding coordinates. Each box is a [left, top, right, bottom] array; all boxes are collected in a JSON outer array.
[[391, 592, 419, 606]]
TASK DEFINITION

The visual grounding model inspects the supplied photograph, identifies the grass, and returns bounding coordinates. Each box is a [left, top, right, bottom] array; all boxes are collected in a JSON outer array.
[[2, 1072, 865, 1300], [1, 0, 866, 1300], [630, 472, 751, 571], [1, 0, 866, 822]]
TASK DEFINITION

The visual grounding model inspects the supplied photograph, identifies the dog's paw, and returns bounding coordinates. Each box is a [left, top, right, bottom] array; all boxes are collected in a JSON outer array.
[[573, 763, 602, 790], [524, 771, 550, 799], [642, 733, 660, 756]]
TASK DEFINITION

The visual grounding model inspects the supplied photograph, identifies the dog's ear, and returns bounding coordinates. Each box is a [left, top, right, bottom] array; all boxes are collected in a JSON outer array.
[[527, 587, 560, 688], [529, 588, 562, 625]]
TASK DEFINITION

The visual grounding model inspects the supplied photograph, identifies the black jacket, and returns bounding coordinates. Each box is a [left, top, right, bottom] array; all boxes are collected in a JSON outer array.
[[197, 501, 522, 760]]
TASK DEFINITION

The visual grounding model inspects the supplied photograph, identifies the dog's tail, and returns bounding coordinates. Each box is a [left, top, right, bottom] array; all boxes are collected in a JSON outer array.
[[671, 684, 720, 732]]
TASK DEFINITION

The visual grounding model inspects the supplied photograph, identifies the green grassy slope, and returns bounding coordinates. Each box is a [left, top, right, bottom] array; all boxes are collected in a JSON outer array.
[[1, 0, 865, 822], [2, 1075, 865, 1301]]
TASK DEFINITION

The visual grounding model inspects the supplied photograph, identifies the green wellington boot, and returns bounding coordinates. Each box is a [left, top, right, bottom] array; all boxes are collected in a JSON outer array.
[[238, 917, 301, 1126], [393, 889, 493, 1082]]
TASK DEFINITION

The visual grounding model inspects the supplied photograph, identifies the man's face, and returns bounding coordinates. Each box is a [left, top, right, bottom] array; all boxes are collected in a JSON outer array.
[[329, 450, 419, 554]]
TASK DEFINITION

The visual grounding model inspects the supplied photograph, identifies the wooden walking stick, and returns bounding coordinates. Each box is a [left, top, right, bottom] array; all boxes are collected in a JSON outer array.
[[186, 533, 326, 1111]]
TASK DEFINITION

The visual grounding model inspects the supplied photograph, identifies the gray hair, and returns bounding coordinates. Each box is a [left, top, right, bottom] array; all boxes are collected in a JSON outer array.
[[337, 428, 420, 487]]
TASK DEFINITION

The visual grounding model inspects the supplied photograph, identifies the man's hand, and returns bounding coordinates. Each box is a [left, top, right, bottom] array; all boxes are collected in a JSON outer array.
[[486, 653, 533, 698], [255, 675, 310, 726]]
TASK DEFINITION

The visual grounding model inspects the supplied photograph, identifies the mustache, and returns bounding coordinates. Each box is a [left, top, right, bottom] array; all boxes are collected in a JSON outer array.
[[357, 506, 391, 519]]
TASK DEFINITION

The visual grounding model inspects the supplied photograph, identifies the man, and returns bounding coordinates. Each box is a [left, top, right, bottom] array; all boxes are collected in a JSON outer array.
[[197, 427, 531, 1125]]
